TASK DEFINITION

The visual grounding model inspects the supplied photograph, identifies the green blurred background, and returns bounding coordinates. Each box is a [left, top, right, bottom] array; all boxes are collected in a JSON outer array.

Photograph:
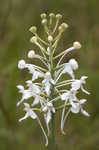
[[0, 0, 99, 150]]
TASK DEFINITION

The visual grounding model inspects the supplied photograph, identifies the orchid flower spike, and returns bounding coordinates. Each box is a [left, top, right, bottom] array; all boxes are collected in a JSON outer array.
[[17, 13, 90, 146]]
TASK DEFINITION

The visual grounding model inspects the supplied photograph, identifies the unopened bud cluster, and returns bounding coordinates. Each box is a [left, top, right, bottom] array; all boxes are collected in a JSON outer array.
[[17, 13, 90, 146]]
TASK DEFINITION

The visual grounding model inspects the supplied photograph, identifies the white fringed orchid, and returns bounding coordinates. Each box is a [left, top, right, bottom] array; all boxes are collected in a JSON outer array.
[[71, 76, 90, 95], [70, 99, 90, 116], [42, 72, 55, 96], [19, 103, 37, 122], [17, 13, 90, 146], [42, 101, 55, 135]]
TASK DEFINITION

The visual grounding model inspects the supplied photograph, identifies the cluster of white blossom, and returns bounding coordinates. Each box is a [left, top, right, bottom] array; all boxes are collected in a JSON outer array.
[[17, 13, 90, 146]]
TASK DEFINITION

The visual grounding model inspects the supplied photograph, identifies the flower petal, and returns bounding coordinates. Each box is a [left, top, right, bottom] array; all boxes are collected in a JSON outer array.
[[81, 108, 90, 117], [17, 98, 24, 106], [46, 111, 51, 125], [30, 110, 37, 119], [19, 112, 29, 122], [71, 80, 81, 91], [81, 85, 90, 95], [79, 99, 87, 104], [61, 92, 69, 101], [24, 103, 30, 108], [70, 103, 80, 113], [32, 96, 40, 106]]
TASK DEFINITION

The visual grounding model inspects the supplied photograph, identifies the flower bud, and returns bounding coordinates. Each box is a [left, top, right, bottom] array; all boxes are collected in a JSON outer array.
[[28, 50, 35, 58], [58, 25, 62, 31], [40, 13, 46, 19], [56, 14, 62, 20], [59, 23, 68, 32], [29, 26, 37, 34], [42, 19, 47, 25], [48, 35, 53, 42], [30, 36, 37, 43], [49, 13, 55, 18], [73, 41, 81, 49], [18, 60, 26, 69]]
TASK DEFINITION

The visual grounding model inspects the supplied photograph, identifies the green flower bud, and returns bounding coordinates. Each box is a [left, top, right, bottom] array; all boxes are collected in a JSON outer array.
[[59, 23, 68, 32], [61, 23, 68, 30], [42, 19, 47, 25], [56, 14, 62, 20], [29, 26, 37, 34], [58, 26, 62, 31], [49, 13, 55, 18], [41, 13, 47, 19]]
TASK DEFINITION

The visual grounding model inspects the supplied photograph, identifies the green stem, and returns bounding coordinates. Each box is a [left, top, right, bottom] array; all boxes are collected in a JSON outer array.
[[48, 113, 55, 150], [48, 42, 55, 150], [51, 113, 55, 150]]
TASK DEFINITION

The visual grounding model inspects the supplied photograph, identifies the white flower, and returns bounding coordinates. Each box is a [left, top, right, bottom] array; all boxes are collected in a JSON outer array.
[[61, 99, 89, 133], [19, 103, 37, 122], [70, 99, 90, 116], [42, 102, 55, 113], [19, 103, 48, 146], [31, 95, 41, 106], [60, 89, 78, 133], [42, 72, 55, 96], [18, 60, 26, 69], [17, 81, 41, 106], [26, 80, 41, 94], [62, 59, 78, 79], [28, 50, 35, 58], [32, 70, 44, 81], [25, 64, 34, 73], [18, 61, 44, 81], [25, 64, 44, 81], [17, 85, 33, 106], [61, 89, 78, 107], [42, 102, 55, 135], [71, 76, 90, 94]]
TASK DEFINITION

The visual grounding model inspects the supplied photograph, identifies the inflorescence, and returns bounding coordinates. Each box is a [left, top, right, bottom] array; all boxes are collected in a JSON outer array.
[[17, 13, 90, 146]]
